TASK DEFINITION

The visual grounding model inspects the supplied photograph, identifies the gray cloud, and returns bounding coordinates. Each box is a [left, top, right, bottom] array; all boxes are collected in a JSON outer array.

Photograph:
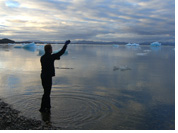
[[0, 0, 175, 43]]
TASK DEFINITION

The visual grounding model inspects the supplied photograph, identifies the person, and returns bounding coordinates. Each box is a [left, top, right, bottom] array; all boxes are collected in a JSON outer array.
[[39, 40, 71, 113]]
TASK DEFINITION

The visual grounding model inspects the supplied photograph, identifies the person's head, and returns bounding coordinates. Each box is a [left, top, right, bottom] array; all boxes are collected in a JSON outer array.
[[44, 44, 52, 54]]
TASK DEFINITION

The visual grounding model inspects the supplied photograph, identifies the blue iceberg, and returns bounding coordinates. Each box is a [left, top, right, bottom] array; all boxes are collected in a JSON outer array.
[[13, 42, 36, 51], [22, 42, 36, 52], [23, 42, 36, 48], [150, 42, 161, 47], [125, 43, 140, 50], [126, 43, 139, 46]]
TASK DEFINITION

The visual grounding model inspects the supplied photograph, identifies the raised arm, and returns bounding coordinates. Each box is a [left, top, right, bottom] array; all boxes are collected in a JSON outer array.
[[52, 40, 71, 59]]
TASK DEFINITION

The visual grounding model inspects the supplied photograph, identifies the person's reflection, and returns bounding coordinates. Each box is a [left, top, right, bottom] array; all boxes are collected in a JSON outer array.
[[41, 112, 51, 124]]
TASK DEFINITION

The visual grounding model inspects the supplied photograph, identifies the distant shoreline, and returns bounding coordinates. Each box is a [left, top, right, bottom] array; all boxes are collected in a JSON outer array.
[[0, 43, 175, 47], [0, 38, 175, 46]]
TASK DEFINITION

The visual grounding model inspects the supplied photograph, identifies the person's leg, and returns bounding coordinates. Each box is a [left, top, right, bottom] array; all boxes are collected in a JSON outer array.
[[45, 80, 52, 109], [40, 76, 52, 112]]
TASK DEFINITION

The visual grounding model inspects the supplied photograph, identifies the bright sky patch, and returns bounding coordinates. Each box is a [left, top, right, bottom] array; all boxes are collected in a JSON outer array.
[[5, 0, 20, 8]]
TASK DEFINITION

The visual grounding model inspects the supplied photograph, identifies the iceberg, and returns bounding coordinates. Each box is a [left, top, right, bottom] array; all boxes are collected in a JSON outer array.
[[14, 42, 36, 51], [126, 43, 132, 46], [150, 42, 161, 47], [23, 42, 36, 49], [22, 42, 36, 52], [126, 43, 140, 50], [126, 43, 139, 46]]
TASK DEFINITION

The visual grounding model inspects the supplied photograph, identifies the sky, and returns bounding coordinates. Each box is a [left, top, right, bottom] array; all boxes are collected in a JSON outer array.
[[0, 0, 175, 43]]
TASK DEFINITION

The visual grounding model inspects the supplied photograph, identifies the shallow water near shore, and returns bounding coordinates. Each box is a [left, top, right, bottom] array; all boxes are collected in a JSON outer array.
[[0, 44, 175, 129]]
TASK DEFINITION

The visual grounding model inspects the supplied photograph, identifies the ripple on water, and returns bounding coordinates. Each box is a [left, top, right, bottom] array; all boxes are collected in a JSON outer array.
[[51, 91, 115, 129]]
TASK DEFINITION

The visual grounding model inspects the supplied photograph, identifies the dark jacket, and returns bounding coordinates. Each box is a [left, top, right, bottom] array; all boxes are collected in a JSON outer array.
[[40, 44, 68, 77]]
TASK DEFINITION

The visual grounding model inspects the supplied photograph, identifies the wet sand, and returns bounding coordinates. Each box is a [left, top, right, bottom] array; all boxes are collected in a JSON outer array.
[[0, 99, 58, 130]]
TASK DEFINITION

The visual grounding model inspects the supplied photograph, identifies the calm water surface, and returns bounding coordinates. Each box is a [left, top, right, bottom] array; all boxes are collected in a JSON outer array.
[[0, 44, 175, 129]]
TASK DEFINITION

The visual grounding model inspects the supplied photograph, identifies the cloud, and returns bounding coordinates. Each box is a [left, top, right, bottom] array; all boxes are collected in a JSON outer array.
[[0, 0, 175, 42]]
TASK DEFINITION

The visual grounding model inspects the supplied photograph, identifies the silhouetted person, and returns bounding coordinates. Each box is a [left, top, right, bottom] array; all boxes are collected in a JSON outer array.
[[39, 40, 71, 113]]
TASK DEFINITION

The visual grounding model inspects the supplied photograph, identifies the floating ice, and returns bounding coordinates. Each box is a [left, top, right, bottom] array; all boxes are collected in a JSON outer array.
[[113, 65, 131, 71], [23, 42, 36, 49], [150, 42, 161, 47], [125, 43, 141, 50], [125, 43, 140, 50], [126, 43, 139, 46], [23, 42, 36, 52], [13, 42, 36, 50], [126, 43, 132, 46]]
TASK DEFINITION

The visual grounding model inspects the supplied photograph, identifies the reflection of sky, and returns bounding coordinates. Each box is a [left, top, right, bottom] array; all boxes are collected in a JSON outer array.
[[0, 44, 175, 129], [55, 45, 175, 105], [0, 47, 41, 72]]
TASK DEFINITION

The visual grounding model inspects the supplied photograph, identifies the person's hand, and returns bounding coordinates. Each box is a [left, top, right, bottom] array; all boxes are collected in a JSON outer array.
[[65, 40, 71, 45]]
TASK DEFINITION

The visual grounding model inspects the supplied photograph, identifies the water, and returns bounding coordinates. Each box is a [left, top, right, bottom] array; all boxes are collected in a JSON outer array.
[[0, 44, 175, 129]]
